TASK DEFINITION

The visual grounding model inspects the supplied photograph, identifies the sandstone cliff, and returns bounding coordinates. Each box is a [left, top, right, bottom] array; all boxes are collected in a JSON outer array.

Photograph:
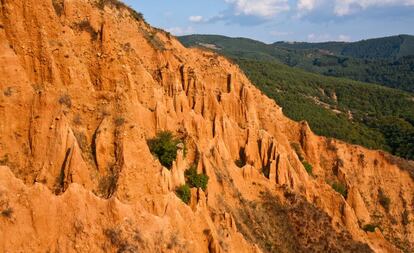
[[0, 0, 413, 252]]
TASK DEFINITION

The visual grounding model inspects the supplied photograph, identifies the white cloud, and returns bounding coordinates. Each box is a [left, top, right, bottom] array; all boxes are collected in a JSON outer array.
[[338, 34, 352, 42], [334, 0, 414, 16], [189, 15, 204, 23], [166, 26, 194, 36], [269, 30, 291, 36], [307, 33, 353, 42], [225, 0, 290, 17], [308, 33, 332, 42], [297, 0, 318, 12], [296, 0, 414, 17]]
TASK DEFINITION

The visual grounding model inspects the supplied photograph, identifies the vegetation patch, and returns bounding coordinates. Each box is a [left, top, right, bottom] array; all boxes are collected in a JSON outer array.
[[362, 224, 379, 233], [3, 87, 13, 97], [143, 30, 165, 51], [72, 114, 82, 125], [402, 210, 410, 225], [73, 131, 89, 153], [235, 147, 247, 168], [332, 182, 348, 198], [0, 154, 9, 166], [114, 116, 125, 126], [185, 166, 209, 191], [230, 191, 373, 253], [175, 184, 191, 204], [302, 161, 313, 176], [147, 131, 183, 169], [103, 227, 138, 252], [75, 20, 98, 41], [96, 0, 145, 22], [179, 35, 414, 160], [98, 173, 118, 198], [1, 207, 13, 218], [290, 142, 304, 161], [58, 94, 72, 108], [290, 142, 313, 176], [52, 0, 64, 16], [378, 188, 391, 212], [235, 159, 246, 168]]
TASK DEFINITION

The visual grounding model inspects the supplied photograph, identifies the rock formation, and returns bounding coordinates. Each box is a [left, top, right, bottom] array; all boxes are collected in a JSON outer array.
[[0, 0, 413, 252]]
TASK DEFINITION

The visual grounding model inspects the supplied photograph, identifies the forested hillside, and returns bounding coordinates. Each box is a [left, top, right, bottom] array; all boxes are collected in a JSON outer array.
[[236, 59, 414, 159], [179, 35, 414, 159], [275, 34, 414, 59], [179, 35, 414, 92]]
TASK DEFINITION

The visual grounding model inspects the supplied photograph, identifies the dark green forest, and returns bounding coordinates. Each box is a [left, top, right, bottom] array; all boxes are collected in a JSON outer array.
[[180, 34, 414, 92], [236, 59, 414, 159], [179, 35, 414, 159], [274, 34, 414, 59]]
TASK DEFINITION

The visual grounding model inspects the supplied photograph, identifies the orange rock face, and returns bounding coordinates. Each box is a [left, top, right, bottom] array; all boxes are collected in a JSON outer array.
[[0, 0, 413, 252]]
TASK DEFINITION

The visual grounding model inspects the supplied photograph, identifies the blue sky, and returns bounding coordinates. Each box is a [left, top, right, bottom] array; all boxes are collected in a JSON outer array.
[[124, 0, 414, 43]]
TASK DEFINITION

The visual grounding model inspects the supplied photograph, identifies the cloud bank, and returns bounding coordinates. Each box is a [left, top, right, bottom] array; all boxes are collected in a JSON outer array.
[[218, 0, 414, 19], [224, 0, 290, 17]]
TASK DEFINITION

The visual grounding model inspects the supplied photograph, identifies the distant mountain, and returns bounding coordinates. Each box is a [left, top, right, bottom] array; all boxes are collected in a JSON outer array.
[[274, 34, 414, 59], [179, 34, 414, 92]]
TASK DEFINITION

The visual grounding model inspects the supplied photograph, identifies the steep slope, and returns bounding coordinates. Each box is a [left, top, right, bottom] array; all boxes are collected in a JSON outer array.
[[0, 0, 413, 252]]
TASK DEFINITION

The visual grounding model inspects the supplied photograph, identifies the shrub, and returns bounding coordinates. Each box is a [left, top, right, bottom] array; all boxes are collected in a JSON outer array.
[[147, 131, 182, 169], [332, 182, 348, 198], [73, 114, 82, 125], [378, 189, 391, 212], [143, 31, 165, 51], [104, 228, 122, 245], [3, 87, 13, 97], [114, 117, 125, 126], [52, 0, 64, 16], [235, 148, 247, 168], [362, 224, 378, 232], [0, 154, 9, 166], [235, 159, 245, 168], [96, 0, 145, 22], [1, 207, 13, 218], [98, 173, 118, 198], [58, 94, 72, 107], [402, 210, 410, 225], [73, 131, 89, 153], [185, 166, 209, 191], [104, 227, 138, 252], [75, 20, 98, 40], [176, 184, 191, 204], [302, 161, 313, 176], [291, 142, 304, 161]]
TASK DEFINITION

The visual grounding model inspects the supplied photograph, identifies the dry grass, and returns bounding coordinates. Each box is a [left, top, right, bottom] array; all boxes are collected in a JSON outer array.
[[232, 190, 373, 253]]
